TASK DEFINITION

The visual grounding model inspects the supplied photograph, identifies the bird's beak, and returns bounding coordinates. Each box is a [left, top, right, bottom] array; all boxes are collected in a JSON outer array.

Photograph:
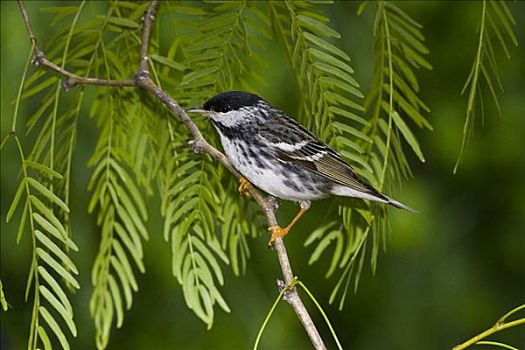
[[186, 106, 209, 116]]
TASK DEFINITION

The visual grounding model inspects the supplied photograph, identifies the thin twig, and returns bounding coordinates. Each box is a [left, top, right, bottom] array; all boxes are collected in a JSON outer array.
[[16, 0, 135, 90], [34, 51, 135, 89], [453, 318, 525, 350], [138, 0, 156, 74], [17, 1, 326, 349]]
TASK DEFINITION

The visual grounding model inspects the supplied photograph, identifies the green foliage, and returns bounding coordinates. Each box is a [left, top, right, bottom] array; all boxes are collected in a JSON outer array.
[[365, 0, 432, 182], [175, 0, 269, 105], [7, 152, 79, 350], [269, 1, 367, 156], [3, 0, 519, 348], [161, 141, 229, 328], [5, 0, 435, 342], [269, 1, 373, 308], [23, 2, 146, 349], [155, 0, 271, 328], [2, 3, 85, 348], [301, 0, 433, 309], [18, 2, 153, 348], [88, 91, 149, 349], [219, 186, 265, 276], [455, 0, 518, 172], [0, 280, 8, 311]]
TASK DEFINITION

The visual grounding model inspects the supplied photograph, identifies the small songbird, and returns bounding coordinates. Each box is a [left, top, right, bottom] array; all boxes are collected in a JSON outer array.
[[187, 91, 415, 245]]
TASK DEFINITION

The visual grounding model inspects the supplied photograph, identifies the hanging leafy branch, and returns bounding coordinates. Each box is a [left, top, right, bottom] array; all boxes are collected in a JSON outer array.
[[84, 11, 155, 342], [7, 141, 79, 350], [155, 1, 274, 327], [269, 1, 368, 168], [20, 3, 149, 348], [1, 3, 86, 349], [88, 91, 149, 349], [300, 0, 433, 309], [454, 0, 518, 172], [364, 0, 432, 184], [219, 187, 266, 276], [269, 0, 378, 310], [22, 2, 89, 244], [2, 0, 465, 348], [160, 142, 229, 328], [17, 3, 153, 348]]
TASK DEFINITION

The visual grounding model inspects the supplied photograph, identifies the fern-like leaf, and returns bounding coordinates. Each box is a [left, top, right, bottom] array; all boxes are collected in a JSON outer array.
[[455, 0, 518, 172], [269, 1, 367, 170], [4, 4, 89, 348], [22, 4, 146, 346], [219, 185, 265, 276], [299, 1, 432, 309], [333, 0, 431, 308], [161, 143, 229, 328], [270, 1, 382, 307], [88, 90, 149, 349], [176, 0, 269, 106], [0, 280, 9, 311], [155, 1, 271, 325], [365, 1, 432, 183], [7, 154, 79, 350]]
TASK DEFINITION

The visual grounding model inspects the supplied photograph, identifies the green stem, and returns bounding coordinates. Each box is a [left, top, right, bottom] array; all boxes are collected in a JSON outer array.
[[15, 137, 40, 350], [364, 2, 386, 162], [454, 0, 487, 173], [453, 318, 525, 350], [10, 41, 35, 133], [498, 304, 525, 324], [475, 340, 518, 350], [334, 226, 370, 309], [297, 281, 343, 350], [49, 1, 85, 173], [379, 4, 394, 191], [253, 287, 287, 350]]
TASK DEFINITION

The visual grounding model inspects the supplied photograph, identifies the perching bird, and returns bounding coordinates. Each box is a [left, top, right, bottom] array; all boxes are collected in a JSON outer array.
[[187, 91, 414, 245]]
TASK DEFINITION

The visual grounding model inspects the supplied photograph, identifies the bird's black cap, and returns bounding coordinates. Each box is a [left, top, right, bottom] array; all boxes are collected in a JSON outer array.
[[203, 91, 263, 113]]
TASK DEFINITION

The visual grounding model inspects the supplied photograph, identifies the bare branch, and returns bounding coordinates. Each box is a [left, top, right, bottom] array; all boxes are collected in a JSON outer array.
[[17, 1, 327, 348], [17, 0, 36, 43], [34, 52, 135, 89], [138, 0, 158, 75], [17, 0, 135, 89]]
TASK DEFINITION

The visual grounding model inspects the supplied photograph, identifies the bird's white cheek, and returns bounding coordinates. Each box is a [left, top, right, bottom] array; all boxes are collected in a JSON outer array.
[[210, 110, 244, 127]]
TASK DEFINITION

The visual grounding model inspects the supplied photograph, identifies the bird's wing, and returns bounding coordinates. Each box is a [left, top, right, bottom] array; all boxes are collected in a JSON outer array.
[[258, 113, 382, 197]]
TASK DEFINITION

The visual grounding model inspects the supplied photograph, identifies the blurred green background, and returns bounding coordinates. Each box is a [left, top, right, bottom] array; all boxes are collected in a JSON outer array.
[[1, 1, 524, 349]]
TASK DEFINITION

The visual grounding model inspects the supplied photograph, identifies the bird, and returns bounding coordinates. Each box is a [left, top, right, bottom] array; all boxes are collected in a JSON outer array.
[[187, 91, 415, 246]]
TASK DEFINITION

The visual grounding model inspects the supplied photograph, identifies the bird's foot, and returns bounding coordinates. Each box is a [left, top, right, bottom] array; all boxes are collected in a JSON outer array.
[[267, 226, 289, 247], [238, 177, 252, 198]]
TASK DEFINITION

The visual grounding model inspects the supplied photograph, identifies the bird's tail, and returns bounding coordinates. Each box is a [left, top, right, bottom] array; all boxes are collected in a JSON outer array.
[[331, 185, 417, 212], [384, 196, 418, 213]]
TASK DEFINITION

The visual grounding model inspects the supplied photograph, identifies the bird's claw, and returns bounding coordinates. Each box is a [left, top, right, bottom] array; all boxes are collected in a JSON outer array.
[[267, 226, 289, 247], [238, 177, 252, 198]]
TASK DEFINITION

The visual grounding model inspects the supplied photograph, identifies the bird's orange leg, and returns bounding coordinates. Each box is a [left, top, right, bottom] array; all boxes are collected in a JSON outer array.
[[238, 176, 252, 197], [268, 207, 308, 247]]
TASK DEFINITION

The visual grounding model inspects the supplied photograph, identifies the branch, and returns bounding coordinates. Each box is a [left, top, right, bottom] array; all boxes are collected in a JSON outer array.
[[453, 319, 525, 350], [453, 304, 525, 350], [34, 50, 135, 90], [17, 1, 327, 348], [17, 0, 134, 90]]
